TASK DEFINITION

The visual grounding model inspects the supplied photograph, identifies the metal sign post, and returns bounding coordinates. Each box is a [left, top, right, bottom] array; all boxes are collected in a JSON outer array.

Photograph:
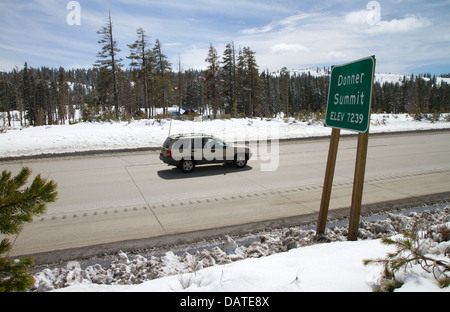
[[317, 56, 376, 241]]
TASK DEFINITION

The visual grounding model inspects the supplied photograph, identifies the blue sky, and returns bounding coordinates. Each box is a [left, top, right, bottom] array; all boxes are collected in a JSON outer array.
[[1, 0, 450, 75]]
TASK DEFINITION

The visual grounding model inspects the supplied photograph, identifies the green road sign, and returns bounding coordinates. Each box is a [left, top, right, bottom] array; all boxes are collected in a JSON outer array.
[[325, 56, 376, 133]]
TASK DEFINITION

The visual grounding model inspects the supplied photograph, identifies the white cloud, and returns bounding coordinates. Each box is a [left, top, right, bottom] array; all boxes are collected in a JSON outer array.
[[345, 9, 432, 34], [270, 43, 309, 54], [178, 45, 209, 71], [345, 10, 371, 25], [241, 12, 317, 35], [241, 24, 275, 35], [325, 50, 348, 60], [367, 15, 432, 34]]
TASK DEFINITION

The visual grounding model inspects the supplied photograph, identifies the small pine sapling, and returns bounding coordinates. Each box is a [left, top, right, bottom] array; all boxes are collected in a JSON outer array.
[[363, 229, 450, 291]]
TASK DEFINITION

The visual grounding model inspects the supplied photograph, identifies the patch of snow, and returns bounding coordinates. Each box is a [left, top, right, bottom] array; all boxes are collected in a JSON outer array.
[[1, 114, 449, 158], [31, 206, 450, 292]]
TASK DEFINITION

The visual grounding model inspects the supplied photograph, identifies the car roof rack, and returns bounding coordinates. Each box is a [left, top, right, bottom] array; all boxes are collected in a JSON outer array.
[[172, 133, 209, 138]]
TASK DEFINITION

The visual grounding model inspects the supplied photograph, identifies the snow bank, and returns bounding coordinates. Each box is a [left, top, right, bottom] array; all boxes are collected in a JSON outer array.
[[1, 114, 449, 158], [32, 206, 450, 292]]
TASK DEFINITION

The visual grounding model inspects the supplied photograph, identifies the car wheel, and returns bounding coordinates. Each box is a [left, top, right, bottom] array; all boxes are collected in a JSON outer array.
[[233, 154, 247, 168], [180, 159, 195, 173]]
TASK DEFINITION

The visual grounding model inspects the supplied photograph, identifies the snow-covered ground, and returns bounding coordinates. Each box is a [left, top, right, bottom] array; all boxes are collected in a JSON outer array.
[[33, 206, 449, 292], [2, 112, 448, 293], [1, 113, 449, 159]]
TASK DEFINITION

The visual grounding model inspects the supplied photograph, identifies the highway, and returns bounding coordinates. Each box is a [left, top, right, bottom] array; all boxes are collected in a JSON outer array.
[[1, 130, 449, 263]]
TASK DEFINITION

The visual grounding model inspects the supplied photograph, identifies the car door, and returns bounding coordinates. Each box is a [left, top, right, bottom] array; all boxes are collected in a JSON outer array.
[[202, 137, 225, 163]]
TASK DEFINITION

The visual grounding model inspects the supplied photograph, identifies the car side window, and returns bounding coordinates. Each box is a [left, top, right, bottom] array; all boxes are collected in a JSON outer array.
[[215, 139, 226, 148], [204, 138, 215, 149]]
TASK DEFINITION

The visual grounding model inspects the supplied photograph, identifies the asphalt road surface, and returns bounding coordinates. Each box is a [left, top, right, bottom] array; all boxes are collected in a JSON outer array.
[[2, 130, 449, 263]]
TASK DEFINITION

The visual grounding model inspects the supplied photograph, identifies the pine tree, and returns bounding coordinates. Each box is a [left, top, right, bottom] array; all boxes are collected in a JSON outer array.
[[184, 70, 203, 114], [95, 11, 123, 118], [117, 70, 134, 118], [21, 62, 36, 126], [279, 67, 290, 117], [57, 67, 69, 125], [175, 55, 186, 117], [203, 43, 222, 119], [239, 47, 261, 117], [127, 27, 153, 118], [0, 77, 13, 128], [152, 39, 172, 118], [0, 167, 58, 292], [260, 69, 273, 117], [236, 48, 246, 115], [222, 42, 237, 116]]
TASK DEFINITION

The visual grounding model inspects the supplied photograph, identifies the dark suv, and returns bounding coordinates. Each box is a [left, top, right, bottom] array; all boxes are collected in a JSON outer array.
[[160, 134, 252, 173]]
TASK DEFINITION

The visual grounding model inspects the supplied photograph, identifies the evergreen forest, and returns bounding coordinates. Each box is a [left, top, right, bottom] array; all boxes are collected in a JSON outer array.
[[1, 21, 450, 127]]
